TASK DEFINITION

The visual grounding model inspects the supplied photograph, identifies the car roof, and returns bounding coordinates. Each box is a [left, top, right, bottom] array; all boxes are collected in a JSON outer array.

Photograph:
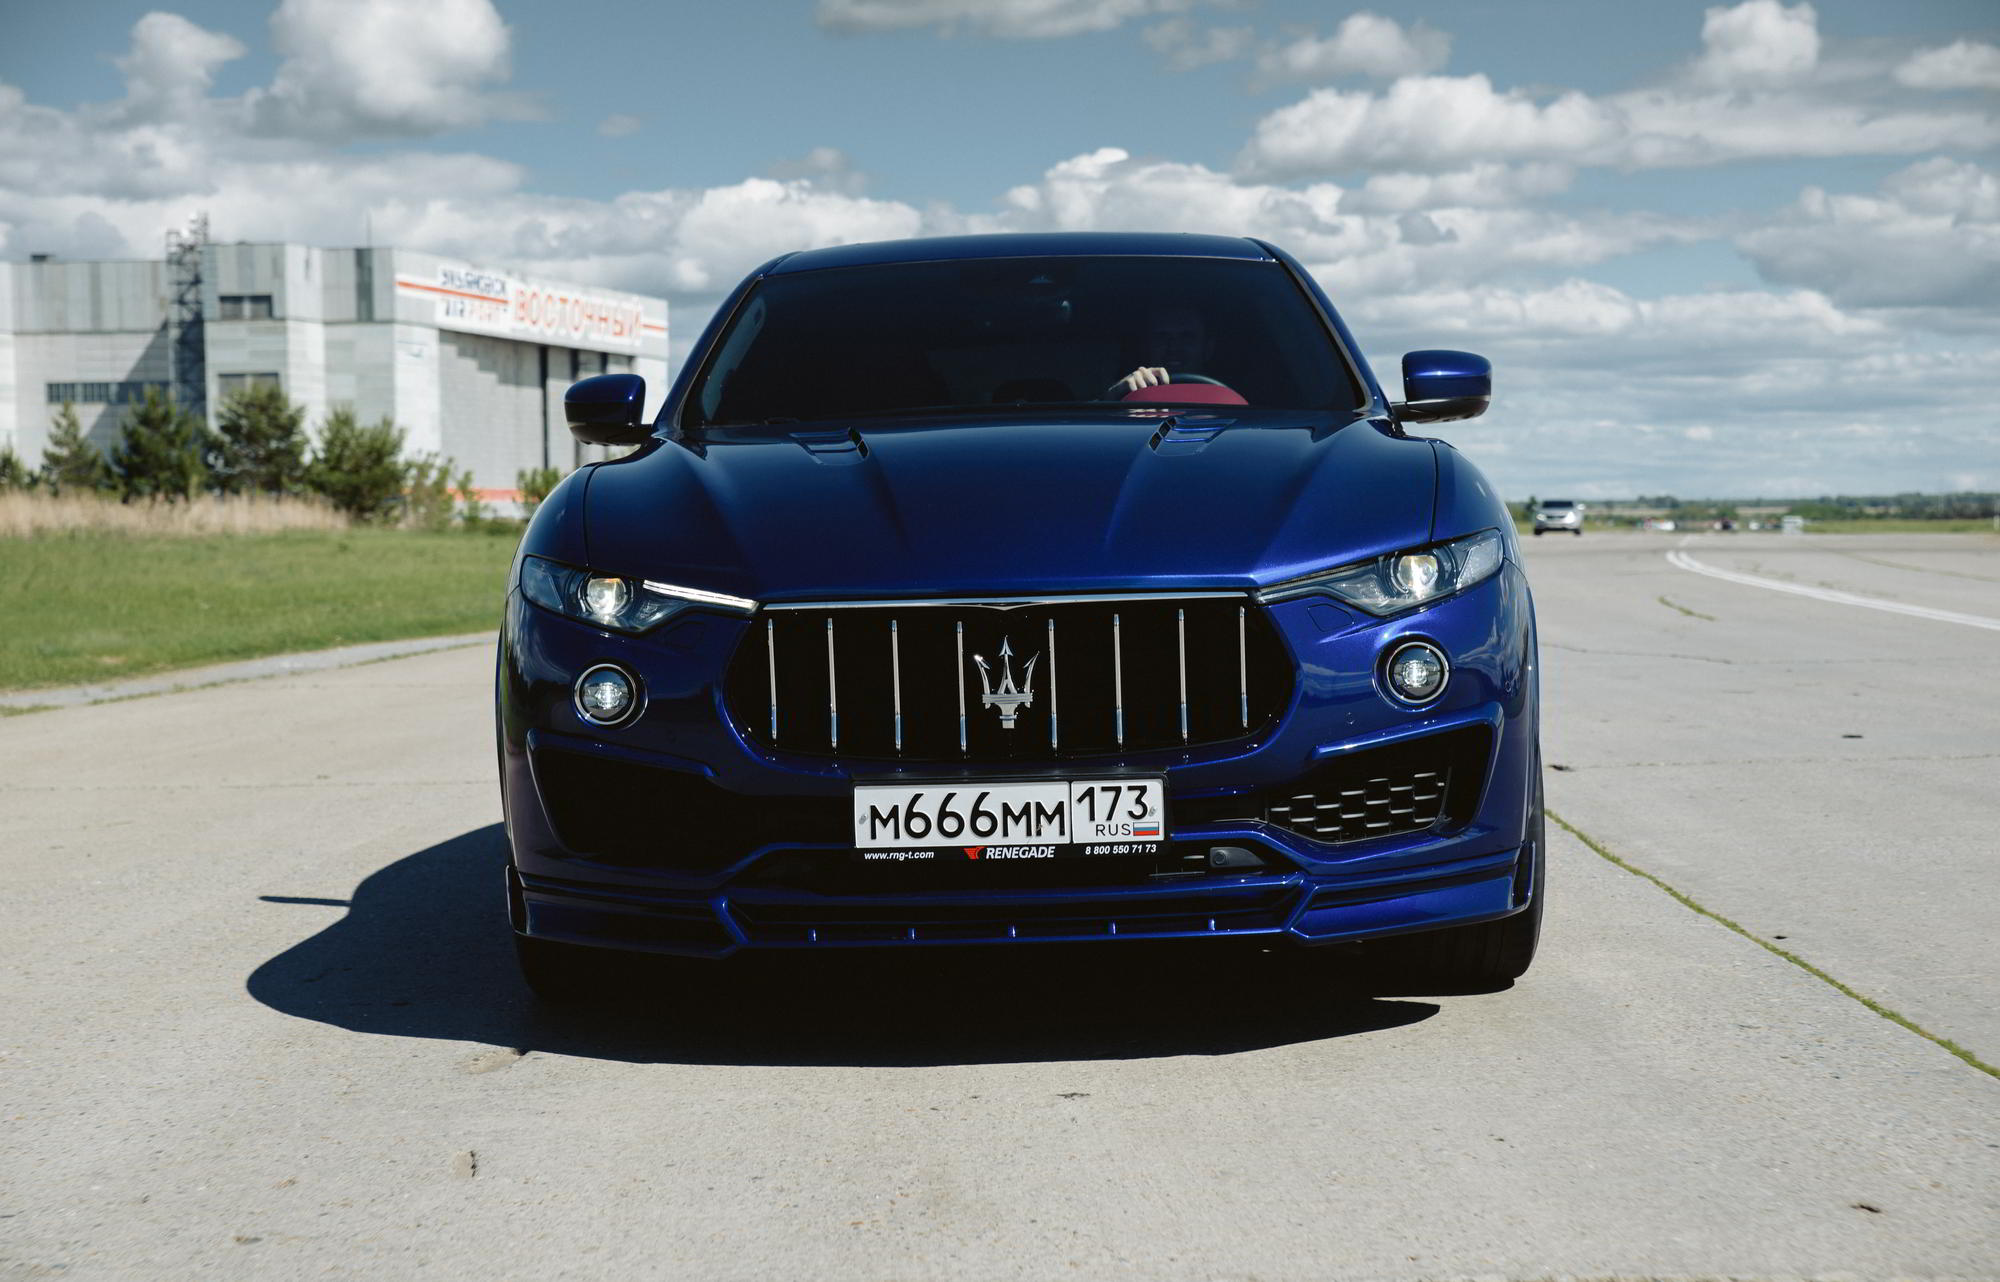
[[767, 232, 1274, 276]]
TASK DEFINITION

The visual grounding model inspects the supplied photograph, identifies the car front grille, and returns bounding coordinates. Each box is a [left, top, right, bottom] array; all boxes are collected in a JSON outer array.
[[724, 595, 1291, 761]]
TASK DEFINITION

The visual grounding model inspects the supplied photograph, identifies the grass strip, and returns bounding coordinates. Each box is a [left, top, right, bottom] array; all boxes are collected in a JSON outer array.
[[1803, 519, 1999, 535], [1655, 594, 1716, 621], [0, 528, 518, 692], [1546, 807, 1998, 1081]]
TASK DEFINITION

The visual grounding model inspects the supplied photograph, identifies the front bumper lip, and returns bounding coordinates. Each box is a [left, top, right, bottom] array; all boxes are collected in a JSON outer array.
[[516, 695, 1505, 891], [510, 842, 1526, 958]]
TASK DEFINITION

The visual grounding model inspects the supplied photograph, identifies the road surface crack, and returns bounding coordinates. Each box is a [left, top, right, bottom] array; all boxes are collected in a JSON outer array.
[[1546, 808, 1996, 1082]]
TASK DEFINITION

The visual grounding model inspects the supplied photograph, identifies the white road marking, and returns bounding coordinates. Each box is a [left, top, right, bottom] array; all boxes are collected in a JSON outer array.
[[1666, 543, 2000, 633]]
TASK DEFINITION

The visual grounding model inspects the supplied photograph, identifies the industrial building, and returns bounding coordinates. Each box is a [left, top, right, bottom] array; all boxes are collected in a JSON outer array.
[[0, 228, 669, 495]]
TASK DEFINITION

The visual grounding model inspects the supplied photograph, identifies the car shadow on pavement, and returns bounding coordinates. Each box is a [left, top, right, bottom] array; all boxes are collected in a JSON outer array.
[[247, 825, 1440, 1067]]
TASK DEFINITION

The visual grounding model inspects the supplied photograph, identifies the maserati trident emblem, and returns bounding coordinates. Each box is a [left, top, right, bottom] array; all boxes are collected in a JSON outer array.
[[973, 638, 1039, 729]]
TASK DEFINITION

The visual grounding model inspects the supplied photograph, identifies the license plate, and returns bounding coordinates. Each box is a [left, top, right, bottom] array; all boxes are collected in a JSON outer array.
[[852, 779, 1166, 862]]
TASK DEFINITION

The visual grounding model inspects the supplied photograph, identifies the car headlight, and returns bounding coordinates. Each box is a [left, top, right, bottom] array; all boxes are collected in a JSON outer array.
[[518, 555, 757, 633], [1255, 528, 1504, 616]]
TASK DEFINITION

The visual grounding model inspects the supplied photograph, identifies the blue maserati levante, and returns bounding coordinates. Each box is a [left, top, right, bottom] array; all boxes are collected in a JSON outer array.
[[497, 232, 1542, 999]]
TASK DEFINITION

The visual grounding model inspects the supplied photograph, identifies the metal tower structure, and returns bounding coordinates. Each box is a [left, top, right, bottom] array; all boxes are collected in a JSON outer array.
[[166, 213, 208, 421]]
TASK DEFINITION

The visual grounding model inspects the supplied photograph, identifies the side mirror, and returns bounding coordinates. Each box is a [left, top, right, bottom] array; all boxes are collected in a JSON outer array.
[[565, 373, 651, 446], [1393, 350, 1490, 424]]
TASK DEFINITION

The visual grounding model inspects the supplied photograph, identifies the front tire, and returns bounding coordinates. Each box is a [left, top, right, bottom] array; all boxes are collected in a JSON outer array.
[[1362, 765, 1545, 988]]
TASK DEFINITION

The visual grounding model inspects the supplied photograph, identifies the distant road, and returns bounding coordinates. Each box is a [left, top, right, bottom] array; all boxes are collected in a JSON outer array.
[[1, 531, 1994, 1279], [1544, 530, 2000, 1064]]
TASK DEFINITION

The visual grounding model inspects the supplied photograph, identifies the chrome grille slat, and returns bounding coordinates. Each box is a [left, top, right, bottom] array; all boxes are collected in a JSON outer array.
[[825, 617, 838, 749], [1113, 612, 1124, 748], [890, 618, 903, 754], [1237, 606, 1248, 729], [1046, 616, 1058, 752], [766, 618, 778, 742], [1176, 607, 1188, 744]]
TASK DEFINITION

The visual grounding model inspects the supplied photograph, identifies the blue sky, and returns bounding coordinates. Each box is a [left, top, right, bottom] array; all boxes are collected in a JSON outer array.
[[3, 0, 1997, 498]]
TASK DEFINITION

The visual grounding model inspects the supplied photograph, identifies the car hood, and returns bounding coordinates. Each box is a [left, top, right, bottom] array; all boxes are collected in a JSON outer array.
[[581, 411, 1436, 602]]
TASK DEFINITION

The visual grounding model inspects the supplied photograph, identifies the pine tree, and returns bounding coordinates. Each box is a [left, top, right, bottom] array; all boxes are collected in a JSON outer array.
[[212, 383, 309, 495], [306, 407, 407, 523], [39, 402, 111, 494], [108, 389, 210, 501], [0, 445, 36, 490]]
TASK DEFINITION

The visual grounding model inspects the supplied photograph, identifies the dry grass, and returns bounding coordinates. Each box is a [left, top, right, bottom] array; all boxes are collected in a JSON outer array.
[[0, 490, 350, 538]]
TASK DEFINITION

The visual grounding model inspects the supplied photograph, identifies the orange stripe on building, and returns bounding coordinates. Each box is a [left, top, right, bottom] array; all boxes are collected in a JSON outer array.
[[394, 278, 509, 304]]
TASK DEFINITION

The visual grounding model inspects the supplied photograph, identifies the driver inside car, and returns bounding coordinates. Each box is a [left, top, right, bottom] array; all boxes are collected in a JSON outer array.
[[1107, 303, 1217, 398]]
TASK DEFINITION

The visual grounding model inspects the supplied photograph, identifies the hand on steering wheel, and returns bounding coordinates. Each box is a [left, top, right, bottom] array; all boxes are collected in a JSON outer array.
[[1108, 367, 1228, 398]]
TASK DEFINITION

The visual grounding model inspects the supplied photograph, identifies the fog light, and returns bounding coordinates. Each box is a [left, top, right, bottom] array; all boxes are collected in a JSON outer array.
[[575, 664, 638, 725], [1384, 640, 1448, 705]]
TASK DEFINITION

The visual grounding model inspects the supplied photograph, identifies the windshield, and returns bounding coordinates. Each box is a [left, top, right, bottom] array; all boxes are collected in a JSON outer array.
[[687, 256, 1362, 427]]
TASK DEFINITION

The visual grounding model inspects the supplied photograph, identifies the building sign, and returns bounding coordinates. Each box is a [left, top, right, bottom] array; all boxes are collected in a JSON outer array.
[[395, 261, 660, 353]]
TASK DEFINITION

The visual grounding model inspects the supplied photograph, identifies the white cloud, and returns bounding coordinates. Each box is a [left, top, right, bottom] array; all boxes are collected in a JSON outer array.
[[1737, 159, 2000, 308], [1241, 76, 1620, 177], [1240, 72, 2000, 178], [1352, 279, 1884, 357], [990, 148, 1690, 298], [5, 4, 1997, 499], [112, 12, 247, 120], [597, 114, 643, 138], [1341, 162, 1576, 213], [1350, 280, 1997, 500], [816, 0, 1183, 39], [665, 178, 923, 291], [1894, 40, 2000, 92], [246, 0, 534, 140], [1689, 0, 1820, 89], [1141, 18, 1255, 72], [1254, 13, 1451, 84]]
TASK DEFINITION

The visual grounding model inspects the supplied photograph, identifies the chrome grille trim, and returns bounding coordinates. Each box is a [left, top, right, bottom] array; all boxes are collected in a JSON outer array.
[[1046, 616, 1058, 752], [1237, 605, 1248, 729], [762, 591, 1248, 611], [729, 594, 1290, 762], [1176, 607, 1188, 744], [825, 617, 838, 749], [1112, 611, 1125, 748], [890, 618, 903, 753]]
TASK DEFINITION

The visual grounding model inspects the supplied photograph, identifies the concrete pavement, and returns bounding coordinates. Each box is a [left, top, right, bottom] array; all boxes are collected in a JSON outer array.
[[1, 533, 1995, 1280]]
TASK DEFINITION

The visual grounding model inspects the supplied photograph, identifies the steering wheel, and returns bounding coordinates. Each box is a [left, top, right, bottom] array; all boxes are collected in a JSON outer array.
[[1115, 370, 1248, 406]]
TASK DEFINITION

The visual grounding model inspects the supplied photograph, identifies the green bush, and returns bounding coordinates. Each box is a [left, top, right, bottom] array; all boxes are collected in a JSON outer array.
[[40, 402, 110, 495], [403, 453, 457, 531], [212, 384, 309, 495], [109, 389, 210, 501], [306, 408, 406, 523], [0, 445, 36, 491], [517, 465, 564, 520]]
